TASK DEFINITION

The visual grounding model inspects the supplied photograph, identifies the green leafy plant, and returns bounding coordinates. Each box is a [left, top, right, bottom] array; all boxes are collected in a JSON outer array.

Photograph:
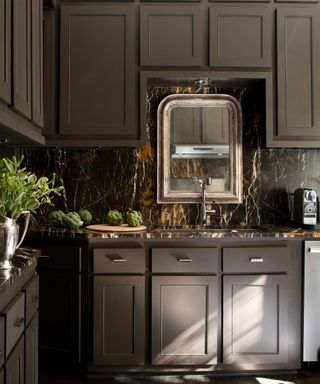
[[0, 155, 63, 220]]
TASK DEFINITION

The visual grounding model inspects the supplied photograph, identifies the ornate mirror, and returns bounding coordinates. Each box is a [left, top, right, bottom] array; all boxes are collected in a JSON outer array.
[[157, 94, 242, 204]]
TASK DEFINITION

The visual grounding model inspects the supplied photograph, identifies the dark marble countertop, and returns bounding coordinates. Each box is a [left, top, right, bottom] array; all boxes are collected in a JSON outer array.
[[26, 224, 320, 240], [0, 247, 40, 296]]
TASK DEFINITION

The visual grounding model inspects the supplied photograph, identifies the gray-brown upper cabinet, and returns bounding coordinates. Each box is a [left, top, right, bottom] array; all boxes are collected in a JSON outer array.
[[0, 0, 11, 105], [140, 6, 203, 67], [13, 0, 32, 119], [269, 7, 320, 147], [58, 4, 141, 147], [209, 7, 271, 68]]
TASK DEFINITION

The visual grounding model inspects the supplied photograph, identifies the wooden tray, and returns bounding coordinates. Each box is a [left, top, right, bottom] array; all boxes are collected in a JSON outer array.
[[86, 224, 147, 232]]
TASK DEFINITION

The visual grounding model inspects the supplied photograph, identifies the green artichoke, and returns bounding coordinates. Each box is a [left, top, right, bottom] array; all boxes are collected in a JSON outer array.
[[126, 210, 143, 227], [78, 209, 92, 226], [48, 210, 66, 227], [62, 212, 83, 229], [106, 210, 123, 226]]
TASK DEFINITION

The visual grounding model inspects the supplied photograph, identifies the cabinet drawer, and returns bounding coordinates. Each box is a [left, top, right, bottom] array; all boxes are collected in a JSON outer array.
[[94, 248, 145, 274], [0, 317, 4, 367], [152, 248, 218, 273], [23, 275, 39, 325], [223, 247, 288, 273], [3, 292, 25, 357], [38, 245, 81, 272]]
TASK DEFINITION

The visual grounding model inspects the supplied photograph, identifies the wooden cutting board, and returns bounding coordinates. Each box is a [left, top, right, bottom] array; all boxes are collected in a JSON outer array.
[[86, 224, 147, 232]]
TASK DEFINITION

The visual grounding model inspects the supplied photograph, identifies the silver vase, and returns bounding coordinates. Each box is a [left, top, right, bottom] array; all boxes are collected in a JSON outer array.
[[0, 211, 31, 269]]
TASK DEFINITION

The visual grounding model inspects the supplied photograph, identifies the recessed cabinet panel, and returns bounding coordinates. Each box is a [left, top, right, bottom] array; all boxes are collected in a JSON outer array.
[[60, 5, 138, 142], [93, 276, 145, 365], [140, 6, 202, 66], [5, 336, 24, 384], [31, 0, 43, 127], [0, 317, 4, 368], [223, 275, 288, 364], [209, 7, 271, 67], [25, 314, 38, 384], [13, 0, 32, 119], [276, 8, 320, 139], [152, 276, 217, 365], [0, 0, 11, 104]]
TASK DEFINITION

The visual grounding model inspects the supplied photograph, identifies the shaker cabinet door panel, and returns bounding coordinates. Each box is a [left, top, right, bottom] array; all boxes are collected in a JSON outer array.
[[25, 314, 39, 384], [31, 0, 43, 127], [60, 5, 140, 145], [13, 0, 32, 119], [0, 0, 11, 105], [152, 276, 217, 365], [140, 6, 203, 66], [5, 336, 24, 384], [93, 276, 145, 365], [223, 274, 288, 365], [209, 7, 271, 68], [276, 8, 320, 140]]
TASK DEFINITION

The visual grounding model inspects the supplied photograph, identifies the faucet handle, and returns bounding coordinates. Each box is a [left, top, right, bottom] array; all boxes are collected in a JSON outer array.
[[206, 177, 212, 186]]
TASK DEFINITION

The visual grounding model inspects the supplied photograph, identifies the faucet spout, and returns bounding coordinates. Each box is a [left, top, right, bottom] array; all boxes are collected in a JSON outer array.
[[192, 177, 216, 224]]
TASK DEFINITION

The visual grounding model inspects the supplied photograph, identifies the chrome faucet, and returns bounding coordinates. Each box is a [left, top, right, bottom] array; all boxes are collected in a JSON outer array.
[[192, 177, 216, 224]]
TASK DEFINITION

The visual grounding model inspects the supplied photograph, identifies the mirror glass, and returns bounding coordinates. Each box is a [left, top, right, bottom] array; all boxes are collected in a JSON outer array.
[[157, 94, 242, 204]]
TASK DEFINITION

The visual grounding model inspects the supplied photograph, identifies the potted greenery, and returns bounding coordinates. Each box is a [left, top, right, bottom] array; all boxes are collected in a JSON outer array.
[[0, 155, 63, 269]]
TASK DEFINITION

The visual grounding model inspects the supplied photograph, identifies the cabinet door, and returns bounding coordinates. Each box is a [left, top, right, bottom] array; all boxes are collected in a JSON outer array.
[[152, 276, 217, 365], [60, 5, 140, 146], [0, 368, 3, 384], [38, 271, 81, 370], [209, 7, 271, 68], [13, 0, 32, 119], [223, 274, 288, 365], [0, 0, 11, 104], [93, 276, 145, 365], [5, 336, 24, 384], [140, 6, 202, 66], [276, 8, 320, 143], [25, 313, 38, 384], [31, 0, 43, 127]]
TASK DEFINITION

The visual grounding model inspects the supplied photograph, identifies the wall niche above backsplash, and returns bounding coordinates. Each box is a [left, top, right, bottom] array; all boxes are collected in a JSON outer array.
[[15, 72, 320, 229]]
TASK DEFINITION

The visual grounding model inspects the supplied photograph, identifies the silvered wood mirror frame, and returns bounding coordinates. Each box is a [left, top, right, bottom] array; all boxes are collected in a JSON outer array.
[[157, 94, 243, 204]]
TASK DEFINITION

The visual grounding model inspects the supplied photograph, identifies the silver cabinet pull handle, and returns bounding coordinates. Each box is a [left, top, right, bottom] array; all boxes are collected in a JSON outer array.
[[250, 257, 264, 263], [38, 255, 50, 259], [14, 317, 24, 328], [308, 247, 320, 253], [177, 257, 192, 263], [106, 255, 127, 263], [112, 259, 127, 263]]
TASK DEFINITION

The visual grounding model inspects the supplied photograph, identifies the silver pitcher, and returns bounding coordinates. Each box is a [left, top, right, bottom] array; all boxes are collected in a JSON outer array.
[[0, 211, 31, 269]]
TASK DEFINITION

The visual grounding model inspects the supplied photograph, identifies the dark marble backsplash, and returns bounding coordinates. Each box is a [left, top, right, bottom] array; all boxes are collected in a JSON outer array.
[[4, 83, 320, 228]]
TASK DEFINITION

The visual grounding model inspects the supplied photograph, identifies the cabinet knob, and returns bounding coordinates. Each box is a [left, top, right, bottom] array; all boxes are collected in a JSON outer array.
[[249, 257, 264, 263], [14, 317, 24, 328]]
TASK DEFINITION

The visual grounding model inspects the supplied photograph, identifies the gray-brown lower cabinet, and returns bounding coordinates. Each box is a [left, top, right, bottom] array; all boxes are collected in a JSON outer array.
[[93, 276, 145, 365], [5, 336, 24, 384], [152, 275, 217, 365], [0, 368, 3, 384], [223, 274, 288, 365], [25, 313, 39, 384]]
